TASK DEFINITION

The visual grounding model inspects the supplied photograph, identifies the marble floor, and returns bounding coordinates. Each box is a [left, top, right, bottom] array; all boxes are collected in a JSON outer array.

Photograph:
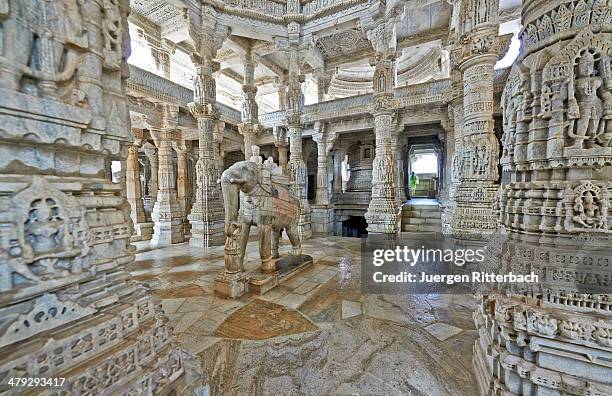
[[129, 235, 479, 396]]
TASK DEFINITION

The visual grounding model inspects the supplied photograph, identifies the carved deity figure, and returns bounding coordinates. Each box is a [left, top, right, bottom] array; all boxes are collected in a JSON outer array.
[[567, 51, 605, 148], [573, 190, 605, 229], [25, 198, 65, 254]]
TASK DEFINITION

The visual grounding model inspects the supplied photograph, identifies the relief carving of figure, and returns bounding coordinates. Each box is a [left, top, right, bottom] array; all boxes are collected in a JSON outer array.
[[102, 0, 123, 68], [571, 182, 607, 230], [25, 198, 65, 254], [567, 51, 605, 148]]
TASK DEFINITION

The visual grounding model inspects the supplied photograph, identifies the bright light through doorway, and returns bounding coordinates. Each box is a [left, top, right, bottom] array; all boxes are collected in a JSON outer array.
[[412, 153, 438, 174]]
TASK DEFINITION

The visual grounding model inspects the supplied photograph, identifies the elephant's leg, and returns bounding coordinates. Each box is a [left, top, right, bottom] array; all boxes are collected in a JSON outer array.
[[286, 224, 302, 257], [271, 228, 280, 259], [259, 224, 275, 272], [238, 222, 251, 270]]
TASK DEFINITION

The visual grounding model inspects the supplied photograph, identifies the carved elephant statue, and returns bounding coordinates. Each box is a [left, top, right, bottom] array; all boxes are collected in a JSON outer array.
[[220, 159, 302, 272]]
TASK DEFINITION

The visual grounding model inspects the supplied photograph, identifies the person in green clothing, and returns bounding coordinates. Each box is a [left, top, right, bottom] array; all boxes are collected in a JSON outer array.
[[410, 171, 419, 197]]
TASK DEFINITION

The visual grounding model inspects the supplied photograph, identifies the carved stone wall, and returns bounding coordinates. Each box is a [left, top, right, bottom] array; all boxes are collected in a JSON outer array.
[[474, 1, 612, 394], [0, 0, 183, 394]]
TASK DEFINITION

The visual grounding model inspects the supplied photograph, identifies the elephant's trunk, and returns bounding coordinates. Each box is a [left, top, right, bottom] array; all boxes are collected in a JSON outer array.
[[221, 178, 240, 237]]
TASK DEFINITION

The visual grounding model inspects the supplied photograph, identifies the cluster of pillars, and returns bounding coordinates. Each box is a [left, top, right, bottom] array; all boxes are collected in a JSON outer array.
[[125, 127, 194, 246]]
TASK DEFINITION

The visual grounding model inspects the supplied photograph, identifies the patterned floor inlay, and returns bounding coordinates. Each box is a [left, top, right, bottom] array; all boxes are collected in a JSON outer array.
[[214, 299, 319, 340]]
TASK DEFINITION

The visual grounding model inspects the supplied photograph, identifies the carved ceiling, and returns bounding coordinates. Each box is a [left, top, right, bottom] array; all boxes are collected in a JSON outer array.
[[126, 0, 523, 113], [130, 0, 181, 25], [314, 29, 373, 59]]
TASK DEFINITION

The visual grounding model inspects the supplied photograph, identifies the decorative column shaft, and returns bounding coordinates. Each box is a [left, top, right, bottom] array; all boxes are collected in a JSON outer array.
[[364, 20, 402, 234], [448, 16, 504, 237], [188, 57, 225, 247], [238, 49, 260, 159], [273, 126, 288, 174], [315, 141, 331, 205], [126, 141, 153, 240], [285, 36, 311, 239], [150, 122, 184, 246], [126, 144, 146, 223], [148, 149, 159, 204], [312, 128, 335, 206], [175, 142, 189, 215]]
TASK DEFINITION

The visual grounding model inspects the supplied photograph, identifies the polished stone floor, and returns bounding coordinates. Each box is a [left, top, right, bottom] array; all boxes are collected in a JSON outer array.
[[129, 235, 478, 395]]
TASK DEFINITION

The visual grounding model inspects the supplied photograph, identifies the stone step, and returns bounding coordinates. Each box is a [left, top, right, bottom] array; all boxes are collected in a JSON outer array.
[[402, 210, 441, 219], [403, 204, 440, 212], [405, 217, 442, 225], [401, 224, 442, 232]]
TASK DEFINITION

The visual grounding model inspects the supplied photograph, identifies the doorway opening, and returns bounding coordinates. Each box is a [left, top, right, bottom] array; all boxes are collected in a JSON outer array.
[[408, 145, 440, 199], [342, 216, 368, 238]]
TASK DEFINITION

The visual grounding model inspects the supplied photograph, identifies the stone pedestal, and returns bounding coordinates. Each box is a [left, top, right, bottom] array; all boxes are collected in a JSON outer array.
[[214, 271, 249, 299], [311, 206, 334, 235], [248, 255, 313, 295]]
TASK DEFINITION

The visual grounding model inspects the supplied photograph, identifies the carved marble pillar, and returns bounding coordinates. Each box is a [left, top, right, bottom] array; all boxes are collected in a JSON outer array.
[[364, 20, 402, 234], [449, 24, 503, 238], [311, 129, 335, 235], [312, 130, 334, 205], [174, 141, 190, 217], [288, 122, 311, 239], [188, 70, 224, 248], [473, 1, 612, 394], [273, 126, 288, 174], [332, 150, 346, 194], [238, 123, 260, 160], [441, 71, 464, 234], [144, 144, 159, 205], [0, 0, 183, 391], [395, 142, 407, 204], [150, 124, 184, 246], [238, 50, 261, 159], [285, 40, 311, 239], [438, 116, 453, 206], [127, 143, 153, 240]]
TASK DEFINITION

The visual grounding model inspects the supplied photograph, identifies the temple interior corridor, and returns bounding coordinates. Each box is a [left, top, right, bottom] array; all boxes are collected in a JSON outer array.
[[0, 0, 610, 394]]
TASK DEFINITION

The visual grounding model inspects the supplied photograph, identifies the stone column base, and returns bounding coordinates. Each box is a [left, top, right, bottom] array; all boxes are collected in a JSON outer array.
[[214, 271, 249, 299], [151, 219, 184, 246], [131, 221, 154, 242], [298, 212, 312, 240], [365, 209, 401, 234], [188, 215, 224, 247], [311, 206, 334, 235]]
